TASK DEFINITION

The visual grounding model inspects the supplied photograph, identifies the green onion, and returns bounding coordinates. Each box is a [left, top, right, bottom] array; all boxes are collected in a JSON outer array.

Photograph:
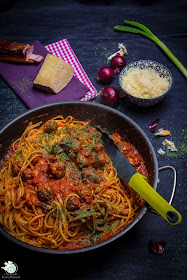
[[114, 20, 187, 79]]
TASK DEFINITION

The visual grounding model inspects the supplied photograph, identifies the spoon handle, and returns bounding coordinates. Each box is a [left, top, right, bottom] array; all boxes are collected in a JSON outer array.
[[129, 173, 182, 225]]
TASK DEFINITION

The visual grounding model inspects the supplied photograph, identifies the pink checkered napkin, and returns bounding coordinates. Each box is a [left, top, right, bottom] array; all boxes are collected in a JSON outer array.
[[45, 39, 97, 101]]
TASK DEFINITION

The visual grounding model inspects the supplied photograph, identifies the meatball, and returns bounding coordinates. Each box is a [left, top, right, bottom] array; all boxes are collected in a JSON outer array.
[[77, 187, 93, 205], [81, 147, 92, 157], [92, 152, 110, 168], [11, 161, 22, 177], [66, 196, 80, 211], [61, 137, 81, 154], [82, 167, 102, 184], [43, 120, 58, 134], [48, 162, 66, 178], [21, 168, 35, 181], [93, 143, 104, 152], [37, 184, 52, 202], [71, 139, 81, 153], [76, 153, 90, 168]]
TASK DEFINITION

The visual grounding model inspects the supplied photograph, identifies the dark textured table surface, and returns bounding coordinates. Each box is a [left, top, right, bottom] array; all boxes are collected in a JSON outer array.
[[0, 0, 186, 279]]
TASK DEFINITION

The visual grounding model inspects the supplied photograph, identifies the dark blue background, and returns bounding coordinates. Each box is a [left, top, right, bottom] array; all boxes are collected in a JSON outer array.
[[0, 0, 186, 279]]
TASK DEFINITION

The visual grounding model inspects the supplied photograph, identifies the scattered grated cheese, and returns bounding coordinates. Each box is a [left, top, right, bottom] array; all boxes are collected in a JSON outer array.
[[157, 148, 165, 155]]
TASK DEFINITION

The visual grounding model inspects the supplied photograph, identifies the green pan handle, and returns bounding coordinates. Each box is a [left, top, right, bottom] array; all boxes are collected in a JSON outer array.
[[128, 173, 182, 225]]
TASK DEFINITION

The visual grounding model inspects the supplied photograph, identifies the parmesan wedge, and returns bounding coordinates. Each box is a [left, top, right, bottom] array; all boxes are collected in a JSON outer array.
[[33, 54, 74, 94]]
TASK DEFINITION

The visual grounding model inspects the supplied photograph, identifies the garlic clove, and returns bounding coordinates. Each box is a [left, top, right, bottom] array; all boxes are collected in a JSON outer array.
[[162, 139, 177, 151], [154, 129, 171, 136], [108, 43, 127, 60], [119, 50, 125, 56]]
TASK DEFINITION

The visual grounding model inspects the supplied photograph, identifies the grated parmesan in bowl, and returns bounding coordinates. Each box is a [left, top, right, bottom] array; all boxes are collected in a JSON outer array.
[[119, 60, 173, 106]]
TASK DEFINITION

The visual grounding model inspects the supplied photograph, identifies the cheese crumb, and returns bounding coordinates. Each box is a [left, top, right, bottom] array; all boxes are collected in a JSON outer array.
[[157, 148, 165, 155]]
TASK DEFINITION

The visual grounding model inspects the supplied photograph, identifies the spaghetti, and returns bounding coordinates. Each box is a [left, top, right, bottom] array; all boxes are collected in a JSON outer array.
[[0, 115, 148, 250]]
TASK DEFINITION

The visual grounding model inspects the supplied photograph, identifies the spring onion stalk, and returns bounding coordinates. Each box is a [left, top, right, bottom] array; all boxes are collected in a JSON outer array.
[[114, 20, 187, 79]]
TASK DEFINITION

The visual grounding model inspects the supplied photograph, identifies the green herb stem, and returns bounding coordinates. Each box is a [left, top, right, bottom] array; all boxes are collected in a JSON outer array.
[[114, 20, 187, 79], [124, 20, 155, 37], [155, 40, 187, 79], [114, 25, 154, 41]]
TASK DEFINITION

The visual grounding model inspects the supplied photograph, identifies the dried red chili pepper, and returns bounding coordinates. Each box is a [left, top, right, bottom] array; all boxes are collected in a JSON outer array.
[[149, 119, 160, 132], [148, 240, 166, 255]]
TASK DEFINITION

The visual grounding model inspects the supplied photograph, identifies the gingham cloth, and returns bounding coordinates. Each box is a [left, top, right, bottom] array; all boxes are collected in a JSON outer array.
[[45, 39, 97, 101]]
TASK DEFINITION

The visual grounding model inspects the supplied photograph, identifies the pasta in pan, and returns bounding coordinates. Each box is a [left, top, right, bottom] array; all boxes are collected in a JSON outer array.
[[0, 115, 147, 250]]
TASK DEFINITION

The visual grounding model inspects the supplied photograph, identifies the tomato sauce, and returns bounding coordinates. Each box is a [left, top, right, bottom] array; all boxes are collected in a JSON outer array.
[[112, 133, 148, 178]]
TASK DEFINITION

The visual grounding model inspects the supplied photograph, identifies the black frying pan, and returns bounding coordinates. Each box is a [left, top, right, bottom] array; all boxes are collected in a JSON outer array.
[[0, 101, 158, 254]]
